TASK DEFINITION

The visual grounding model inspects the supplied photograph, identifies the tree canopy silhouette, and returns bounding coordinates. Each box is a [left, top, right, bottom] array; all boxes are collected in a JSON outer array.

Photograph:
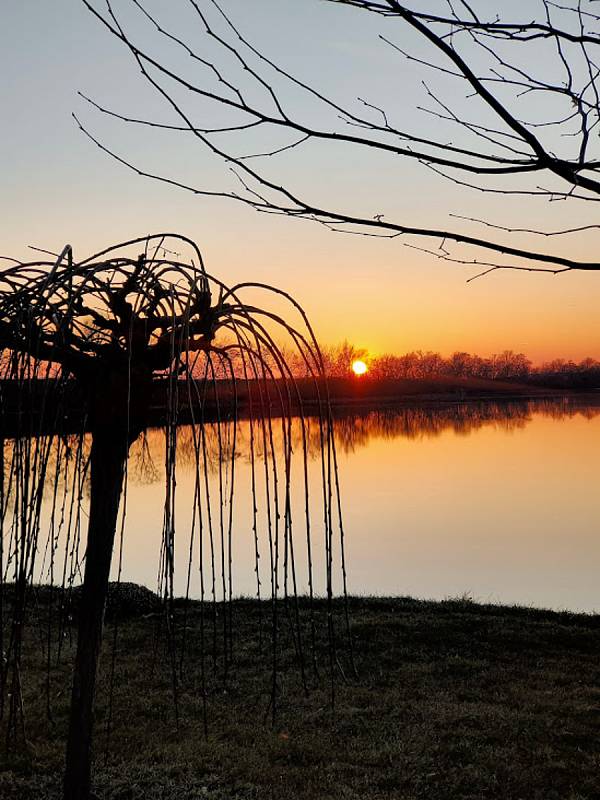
[[0, 234, 347, 799], [79, 0, 600, 278]]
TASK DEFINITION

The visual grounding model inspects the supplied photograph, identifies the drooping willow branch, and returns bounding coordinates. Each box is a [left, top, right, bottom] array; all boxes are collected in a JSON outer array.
[[78, 0, 600, 277], [0, 234, 350, 799]]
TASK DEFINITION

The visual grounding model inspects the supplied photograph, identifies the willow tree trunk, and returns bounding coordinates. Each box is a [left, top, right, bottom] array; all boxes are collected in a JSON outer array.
[[63, 430, 129, 800]]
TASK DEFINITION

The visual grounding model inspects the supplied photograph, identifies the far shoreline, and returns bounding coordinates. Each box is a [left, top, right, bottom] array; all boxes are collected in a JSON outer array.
[[2, 376, 599, 436]]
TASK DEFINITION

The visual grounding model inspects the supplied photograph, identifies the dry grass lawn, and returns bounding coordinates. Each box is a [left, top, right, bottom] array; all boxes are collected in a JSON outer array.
[[1, 590, 599, 799]]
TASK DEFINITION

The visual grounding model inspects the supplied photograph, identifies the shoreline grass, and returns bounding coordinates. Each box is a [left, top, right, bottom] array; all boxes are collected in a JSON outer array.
[[1, 590, 599, 799]]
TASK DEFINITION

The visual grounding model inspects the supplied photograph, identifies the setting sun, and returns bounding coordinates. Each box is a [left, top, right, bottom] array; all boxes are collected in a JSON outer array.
[[352, 359, 368, 376]]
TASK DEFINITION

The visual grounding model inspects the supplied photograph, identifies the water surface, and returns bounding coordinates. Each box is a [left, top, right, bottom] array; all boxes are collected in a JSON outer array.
[[115, 398, 600, 613]]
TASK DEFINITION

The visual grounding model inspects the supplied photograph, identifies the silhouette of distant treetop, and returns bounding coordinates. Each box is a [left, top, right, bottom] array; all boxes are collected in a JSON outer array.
[[81, 1, 600, 278], [313, 343, 600, 385]]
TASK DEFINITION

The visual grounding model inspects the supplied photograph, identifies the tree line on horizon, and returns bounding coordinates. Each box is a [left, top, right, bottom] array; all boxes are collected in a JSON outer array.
[[309, 341, 600, 388], [3, 340, 599, 389]]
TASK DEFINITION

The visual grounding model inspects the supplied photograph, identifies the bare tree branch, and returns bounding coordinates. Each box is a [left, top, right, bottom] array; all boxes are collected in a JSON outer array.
[[78, 0, 600, 276]]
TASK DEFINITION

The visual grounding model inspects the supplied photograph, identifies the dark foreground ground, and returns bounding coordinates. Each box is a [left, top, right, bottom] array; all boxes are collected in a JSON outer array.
[[1, 590, 599, 799]]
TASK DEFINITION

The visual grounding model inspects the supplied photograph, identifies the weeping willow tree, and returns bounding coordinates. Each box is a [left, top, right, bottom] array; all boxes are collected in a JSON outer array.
[[0, 234, 348, 800]]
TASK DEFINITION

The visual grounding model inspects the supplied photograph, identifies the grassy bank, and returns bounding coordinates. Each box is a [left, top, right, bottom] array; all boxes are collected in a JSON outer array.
[[1, 592, 599, 799]]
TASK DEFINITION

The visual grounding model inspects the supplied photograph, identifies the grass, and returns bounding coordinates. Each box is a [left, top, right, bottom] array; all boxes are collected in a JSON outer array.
[[1, 590, 599, 799]]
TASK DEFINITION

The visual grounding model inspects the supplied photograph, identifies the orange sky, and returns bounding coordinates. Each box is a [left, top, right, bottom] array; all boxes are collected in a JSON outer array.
[[3, 1, 600, 365]]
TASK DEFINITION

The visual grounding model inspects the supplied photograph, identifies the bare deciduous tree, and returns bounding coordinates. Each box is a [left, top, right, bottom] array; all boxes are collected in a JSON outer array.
[[79, 1, 600, 278], [0, 234, 347, 800]]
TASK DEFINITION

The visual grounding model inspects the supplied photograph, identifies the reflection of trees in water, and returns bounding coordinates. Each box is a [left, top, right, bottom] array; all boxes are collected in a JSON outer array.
[[7, 397, 594, 582], [129, 416, 332, 483], [127, 399, 600, 482], [1, 433, 91, 635], [128, 433, 160, 485], [332, 399, 600, 453], [2, 434, 90, 507], [11, 399, 595, 490], [133, 423, 246, 478]]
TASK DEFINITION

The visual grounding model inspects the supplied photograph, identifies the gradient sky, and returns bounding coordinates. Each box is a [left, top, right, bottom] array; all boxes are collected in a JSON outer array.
[[3, 0, 600, 363]]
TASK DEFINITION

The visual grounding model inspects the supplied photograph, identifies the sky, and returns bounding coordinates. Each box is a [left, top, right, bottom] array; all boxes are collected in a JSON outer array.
[[3, 0, 600, 363]]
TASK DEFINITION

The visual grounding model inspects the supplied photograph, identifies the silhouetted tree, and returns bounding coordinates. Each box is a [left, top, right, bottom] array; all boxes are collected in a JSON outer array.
[[321, 340, 369, 378], [0, 235, 345, 800], [318, 341, 600, 384]]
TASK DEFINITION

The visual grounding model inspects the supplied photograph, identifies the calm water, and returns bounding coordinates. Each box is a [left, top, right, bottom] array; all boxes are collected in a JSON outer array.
[[111, 398, 600, 613]]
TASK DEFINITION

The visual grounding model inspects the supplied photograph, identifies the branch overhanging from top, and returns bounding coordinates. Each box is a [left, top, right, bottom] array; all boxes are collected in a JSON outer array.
[[78, 0, 600, 276]]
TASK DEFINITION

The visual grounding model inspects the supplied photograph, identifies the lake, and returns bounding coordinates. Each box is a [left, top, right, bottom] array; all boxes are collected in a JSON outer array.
[[105, 397, 600, 614]]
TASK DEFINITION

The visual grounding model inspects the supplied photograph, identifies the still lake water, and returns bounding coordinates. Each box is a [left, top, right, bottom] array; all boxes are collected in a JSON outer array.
[[111, 398, 600, 614]]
